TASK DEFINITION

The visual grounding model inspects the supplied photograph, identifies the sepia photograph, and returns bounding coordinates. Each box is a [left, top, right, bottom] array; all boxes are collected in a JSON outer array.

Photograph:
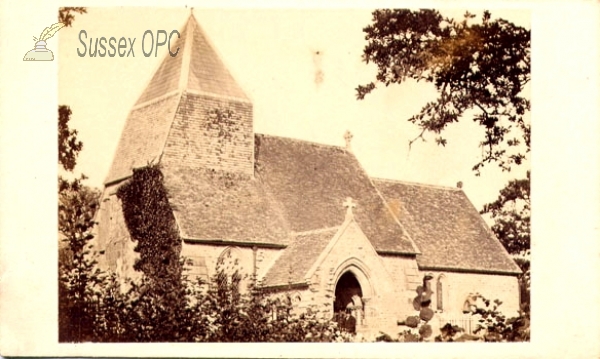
[[56, 6, 532, 343]]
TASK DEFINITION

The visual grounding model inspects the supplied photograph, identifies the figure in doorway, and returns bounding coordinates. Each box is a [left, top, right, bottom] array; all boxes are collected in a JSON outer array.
[[344, 308, 357, 335], [350, 294, 364, 325]]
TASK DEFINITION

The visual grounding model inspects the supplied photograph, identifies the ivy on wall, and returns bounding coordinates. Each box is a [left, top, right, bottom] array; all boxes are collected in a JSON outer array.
[[204, 106, 251, 158], [116, 164, 182, 288]]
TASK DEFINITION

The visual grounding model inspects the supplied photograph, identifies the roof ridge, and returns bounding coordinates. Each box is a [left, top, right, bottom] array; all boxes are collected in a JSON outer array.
[[372, 177, 462, 191], [178, 16, 194, 91], [131, 90, 181, 111], [291, 226, 340, 237], [256, 133, 346, 151], [329, 149, 420, 255]]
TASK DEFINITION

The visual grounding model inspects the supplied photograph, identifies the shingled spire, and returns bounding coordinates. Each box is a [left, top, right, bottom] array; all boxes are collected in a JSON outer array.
[[105, 14, 253, 185], [134, 15, 249, 106]]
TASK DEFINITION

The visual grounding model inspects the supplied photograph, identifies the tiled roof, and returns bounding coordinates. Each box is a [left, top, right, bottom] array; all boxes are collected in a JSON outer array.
[[135, 29, 184, 105], [135, 15, 248, 106], [254, 134, 418, 254], [105, 14, 249, 184], [373, 179, 521, 274], [105, 94, 181, 184], [187, 20, 248, 101], [261, 227, 339, 287], [161, 135, 417, 254], [162, 165, 292, 245]]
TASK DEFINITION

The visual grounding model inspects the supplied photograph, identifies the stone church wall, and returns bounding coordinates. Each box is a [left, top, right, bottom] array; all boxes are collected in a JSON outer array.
[[94, 185, 140, 281], [379, 254, 423, 311], [306, 221, 411, 335], [421, 270, 520, 319], [181, 242, 282, 291]]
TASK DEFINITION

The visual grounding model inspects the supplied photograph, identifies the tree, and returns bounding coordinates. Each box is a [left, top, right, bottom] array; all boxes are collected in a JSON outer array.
[[59, 7, 87, 27], [481, 171, 530, 256], [58, 105, 83, 172], [357, 9, 530, 174], [481, 171, 530, 308], [58, 175, 104, 342], [58, 99, 106, 341], [357, 9, 531, 331]]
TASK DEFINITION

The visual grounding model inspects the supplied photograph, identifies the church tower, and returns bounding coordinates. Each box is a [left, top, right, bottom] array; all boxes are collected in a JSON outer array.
[[97, 14, 254, 275], [105, 14, 254, 187]]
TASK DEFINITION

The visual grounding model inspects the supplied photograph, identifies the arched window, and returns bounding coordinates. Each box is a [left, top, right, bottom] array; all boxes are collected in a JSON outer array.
[[436, 275, 445, 311], [217, 247, 242, 275], [217, 247, 249, 292], [292, 292, 302, 306]]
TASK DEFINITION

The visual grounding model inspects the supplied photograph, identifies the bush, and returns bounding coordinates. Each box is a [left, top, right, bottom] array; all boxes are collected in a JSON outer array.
[[60, 253, 349, 342]]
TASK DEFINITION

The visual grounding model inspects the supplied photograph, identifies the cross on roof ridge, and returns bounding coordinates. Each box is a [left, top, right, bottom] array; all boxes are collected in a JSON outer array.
[[343, 197, 357, 220], [344, 130, 353, 151]]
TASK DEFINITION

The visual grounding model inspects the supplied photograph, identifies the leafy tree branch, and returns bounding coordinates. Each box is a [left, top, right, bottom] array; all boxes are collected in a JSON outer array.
[[357, 9, 530, 174], [59, 7, 87, 27]]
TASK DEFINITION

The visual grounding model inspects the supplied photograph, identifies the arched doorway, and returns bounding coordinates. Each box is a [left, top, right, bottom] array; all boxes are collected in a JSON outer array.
[[334, 271, 364, 326], [334, 272, 362, 311]]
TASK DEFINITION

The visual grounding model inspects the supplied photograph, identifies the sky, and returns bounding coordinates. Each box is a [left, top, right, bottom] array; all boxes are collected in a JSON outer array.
[[58, 7, 531, 211]]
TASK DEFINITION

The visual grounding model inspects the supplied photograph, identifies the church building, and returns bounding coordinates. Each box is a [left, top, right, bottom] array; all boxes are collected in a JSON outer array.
[[94, 15, 521, 336]]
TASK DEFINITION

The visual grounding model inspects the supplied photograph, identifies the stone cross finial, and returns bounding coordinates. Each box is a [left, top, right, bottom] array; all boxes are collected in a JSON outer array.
[[344, 130, 353, 151], [343, 197, 357, 220]]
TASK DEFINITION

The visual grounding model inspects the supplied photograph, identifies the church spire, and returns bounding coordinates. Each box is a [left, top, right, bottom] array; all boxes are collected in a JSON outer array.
[[105, 13, 254, 184], [134, 14, 249, 107]]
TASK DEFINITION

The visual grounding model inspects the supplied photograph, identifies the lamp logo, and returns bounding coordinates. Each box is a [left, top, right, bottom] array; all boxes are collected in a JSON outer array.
[[23, 22, 65, 61]]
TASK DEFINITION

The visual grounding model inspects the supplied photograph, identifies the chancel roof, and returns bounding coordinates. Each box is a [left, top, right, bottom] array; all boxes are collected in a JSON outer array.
[[373, 179, 521, 275]]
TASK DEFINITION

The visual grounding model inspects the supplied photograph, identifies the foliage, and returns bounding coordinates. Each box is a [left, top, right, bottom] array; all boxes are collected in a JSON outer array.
[[467, 294, 530, 342], [58, 103, 105, 341], [117, 164, 182, 284], [481, 172, 530, 306], [115, 164, 196, 341], [58, 175, 104, 342], [357, 9, 530, 174], [62, 255, 348, 342], [481, 171, 531, 255], [59, 7, 87, 27], [392, 275, 436, 342], [193, 265, 347, 342], [58, 105, 83, 172]]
